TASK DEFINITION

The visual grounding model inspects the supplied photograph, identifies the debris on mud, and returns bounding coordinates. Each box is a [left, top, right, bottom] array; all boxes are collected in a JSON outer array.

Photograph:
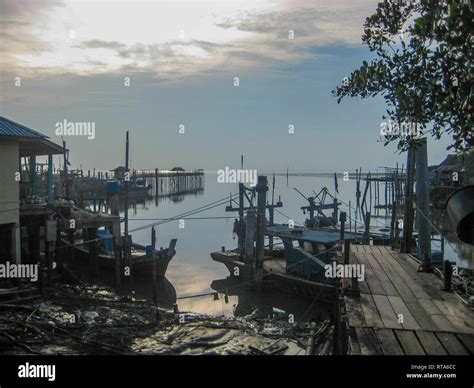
[[0, 284, 332, 355]]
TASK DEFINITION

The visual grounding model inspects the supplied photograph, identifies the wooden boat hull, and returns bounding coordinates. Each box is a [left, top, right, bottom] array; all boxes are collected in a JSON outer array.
[[211, 251, 334, 299], [73, 239, 176, 277]]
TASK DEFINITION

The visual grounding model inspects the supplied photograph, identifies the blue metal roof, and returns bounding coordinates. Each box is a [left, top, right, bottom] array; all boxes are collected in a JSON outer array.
[[0, 116, 48, 139]]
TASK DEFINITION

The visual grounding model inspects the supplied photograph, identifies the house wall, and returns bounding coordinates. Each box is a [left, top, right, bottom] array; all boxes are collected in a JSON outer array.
[[0, 139, 20, 225]]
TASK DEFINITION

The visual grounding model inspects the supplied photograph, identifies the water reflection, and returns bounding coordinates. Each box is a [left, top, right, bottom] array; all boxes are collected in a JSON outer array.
[[211, 277, 331, 323]]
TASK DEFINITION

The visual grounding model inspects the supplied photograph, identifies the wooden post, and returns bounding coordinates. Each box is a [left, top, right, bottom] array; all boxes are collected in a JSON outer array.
[[238, 183, 245, 259], [363, 211, 371, 244], [112, 220, 121, 291], [244, 208, 256, 288], [443, 260, 452, 292], [309, 197, 315, 225], [332, 269, 341, 355], [38, 225, 45, 293], [390, 200, 397, 248], [244, 209, 256, 265], [415, 138, 432, 271], [30, 156, 36, 196], [402, 144, 416, 253], [339, 297, 347, 355], [343, 239, 350, 265], [255, 176, 268, 282], [306, 322, 317, 355], [151, 227, 158, 303], [47, 154, 54, 205], [124, 131, 131, 287], [348, 201, 352, 235], [339, 211, 346, 242], [88, 228, 99, 278], [67, 226, 75, 269]]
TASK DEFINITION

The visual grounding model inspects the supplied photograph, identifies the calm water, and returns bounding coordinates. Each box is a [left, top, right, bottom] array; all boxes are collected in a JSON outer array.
[[82, 173, 472, 317], [122, 173, 355, 317]]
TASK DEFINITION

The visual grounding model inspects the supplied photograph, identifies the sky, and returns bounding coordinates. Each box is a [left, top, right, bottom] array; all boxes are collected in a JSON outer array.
[[0, 0, 453, 173]]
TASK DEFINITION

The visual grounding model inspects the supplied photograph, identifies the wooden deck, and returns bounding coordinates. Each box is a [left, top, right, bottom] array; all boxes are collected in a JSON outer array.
[[343, 244, 474, 355]]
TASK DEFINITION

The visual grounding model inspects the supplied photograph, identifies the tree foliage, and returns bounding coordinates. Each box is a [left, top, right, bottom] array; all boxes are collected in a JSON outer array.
[[333, 0, 473, 151]]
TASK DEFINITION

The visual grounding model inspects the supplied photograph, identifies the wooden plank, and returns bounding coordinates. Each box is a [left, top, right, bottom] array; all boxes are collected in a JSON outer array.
[[389, 252, 441, 299], [344, 296, 366, 328], [372, 252, 417, 303], [372, 294, 402, 329], [349, 252, 370, 294], [443, 314, 474, 335], [435, 332, 469, 355], [418, 298, 443, 315], [372, 245, 384, 255], [382, 252, 430, 299], [375, 328, 404, 355], [354, 252, 385, 295], [355, 327, 381, 355], [360, 293, 384, 328], [456, 333, 474, 354], [405, 301, 440, 332], [416, 331, 447, 355], [430, 314, 457, 333], [433, 299, 474, 334], [395, 330, 425, 355], [348, 332, 362, 355], [387, 295, 421, 330], [366, 253, 399, 296]]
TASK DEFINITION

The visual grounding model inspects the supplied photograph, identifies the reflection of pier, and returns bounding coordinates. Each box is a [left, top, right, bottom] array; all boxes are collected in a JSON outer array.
[[211, 277, 330, 322]]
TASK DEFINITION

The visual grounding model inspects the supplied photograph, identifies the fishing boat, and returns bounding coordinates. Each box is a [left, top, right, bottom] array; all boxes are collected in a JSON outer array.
[[73, 234, 177, 277], [210, 224, 364, 299]]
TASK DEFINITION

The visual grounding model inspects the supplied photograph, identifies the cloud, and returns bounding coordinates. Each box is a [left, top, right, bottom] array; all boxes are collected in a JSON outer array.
[[76, 40, 127, 50], [0, 0, 378, 81]]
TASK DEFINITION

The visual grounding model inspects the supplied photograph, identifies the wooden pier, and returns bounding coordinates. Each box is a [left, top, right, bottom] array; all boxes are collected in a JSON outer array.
[[340, 244, 474, 355]]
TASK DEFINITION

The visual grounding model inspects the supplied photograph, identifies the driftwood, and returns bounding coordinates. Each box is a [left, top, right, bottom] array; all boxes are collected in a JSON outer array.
[[0, 331, 40, 354]]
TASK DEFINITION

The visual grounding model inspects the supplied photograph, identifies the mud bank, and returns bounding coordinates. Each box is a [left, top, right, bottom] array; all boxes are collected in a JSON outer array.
[[0, 284, 332, 355]]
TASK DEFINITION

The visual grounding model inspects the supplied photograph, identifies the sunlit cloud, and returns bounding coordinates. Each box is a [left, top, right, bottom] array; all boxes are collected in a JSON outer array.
[[1, 0, 377, 80]]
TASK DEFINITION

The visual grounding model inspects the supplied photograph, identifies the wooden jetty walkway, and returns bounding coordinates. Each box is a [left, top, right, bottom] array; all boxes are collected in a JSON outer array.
[[341, 244, 474, 355]]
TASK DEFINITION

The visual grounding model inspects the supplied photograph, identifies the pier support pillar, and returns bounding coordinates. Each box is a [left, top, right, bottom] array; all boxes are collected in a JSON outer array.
[[255, 176, 268, 284], [339, 212, 346, 242], [88, 228, 99, 277], [47, 154, 54, 205], [244, 209, 256, 287], [112, 220, 122, 291], [363, 212, 371, 244], [415, 138, 432, 271], [402, 144, 416, 253]]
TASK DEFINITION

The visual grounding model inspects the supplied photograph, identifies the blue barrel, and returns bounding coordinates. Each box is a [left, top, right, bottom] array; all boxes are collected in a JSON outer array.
[[106, 180, 119, 194], [146, 245, 154, 257], [96, 230, 113, 254]]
